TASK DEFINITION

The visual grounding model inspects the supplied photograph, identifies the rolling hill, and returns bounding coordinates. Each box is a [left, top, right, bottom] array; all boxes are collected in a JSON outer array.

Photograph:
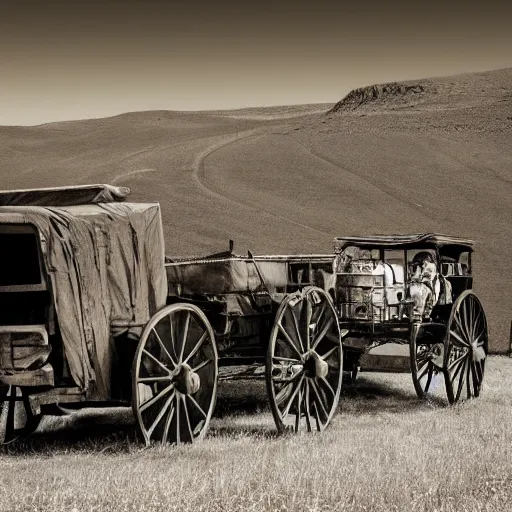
[[0, 68, 511, 352]]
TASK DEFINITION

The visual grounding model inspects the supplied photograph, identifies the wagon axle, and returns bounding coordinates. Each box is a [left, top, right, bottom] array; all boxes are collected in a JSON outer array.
[[271, 349, 330, 381]]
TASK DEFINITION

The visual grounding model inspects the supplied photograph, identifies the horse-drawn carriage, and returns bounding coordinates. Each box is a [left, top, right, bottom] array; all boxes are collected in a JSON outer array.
[[333, 234, 488, 404], [0, 185, 488, 445]]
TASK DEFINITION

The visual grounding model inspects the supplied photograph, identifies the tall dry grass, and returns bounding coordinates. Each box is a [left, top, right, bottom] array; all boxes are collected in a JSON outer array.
[[1, 356, 512, 512]]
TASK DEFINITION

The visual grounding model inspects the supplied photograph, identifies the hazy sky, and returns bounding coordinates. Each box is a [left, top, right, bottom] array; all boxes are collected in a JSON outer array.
[[1, 0, 511, 125]]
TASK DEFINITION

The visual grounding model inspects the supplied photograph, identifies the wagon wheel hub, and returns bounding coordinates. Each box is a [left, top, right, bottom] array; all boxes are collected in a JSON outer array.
[[172, 363, 201, 395], [303, 350, 329, 379]]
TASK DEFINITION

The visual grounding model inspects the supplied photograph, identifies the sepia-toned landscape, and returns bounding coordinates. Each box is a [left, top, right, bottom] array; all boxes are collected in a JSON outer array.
[[1, 67, 511, 351], [1, 67, 512, 512]]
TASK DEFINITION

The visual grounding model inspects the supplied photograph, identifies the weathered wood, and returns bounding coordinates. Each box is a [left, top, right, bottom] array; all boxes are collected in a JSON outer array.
[[28, 387, 85, 415], [0, 364, 54, 387], [12, 346, 51, 370], [218, 364, 265, 381]]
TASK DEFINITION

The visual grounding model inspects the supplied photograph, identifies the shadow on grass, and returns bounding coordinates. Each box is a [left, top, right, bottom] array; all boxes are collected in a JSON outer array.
[[2, 375, 447, 455], [1, 408, 140, 457], [341, 374, 447, 414]]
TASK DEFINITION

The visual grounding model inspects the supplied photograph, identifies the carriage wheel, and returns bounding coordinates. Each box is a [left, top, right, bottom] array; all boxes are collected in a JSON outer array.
[[443, 291, 488, 404], [266, 286, 343, 433], [410, 325, 445, 399], [0, 385, 41, 444], [132, 304, 218, 446]]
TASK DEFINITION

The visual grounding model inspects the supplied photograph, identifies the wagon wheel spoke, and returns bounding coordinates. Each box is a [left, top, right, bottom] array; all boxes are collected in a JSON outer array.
[[147, 392, 175, 438], [449, 329, 470, 348], [175, 394, 181, 443], [139, 384, 175, 413], [183, 330, 208, 365], [294, 386, 302, 432], [142, 349, 171, 375], [279, 375, 305, 420], [421, 365, 433, 392], [306, 300, 313, 351], [474, 331, 485, 347], [455, 358, 468, 402], [473, 359, 484, 384], [162, 402, 176, 443], [152, 327, 178, 368], [303, 380, 312, 432], [309, 379, 329, 424], [416, 361, 431, 384], [313, 302, 327, 331], [468, 297, 476, 340], [470, 361, 479, 397], [453, 313, 469, 344], [178, 311, 191, 363], [320, 344, 339, 361], [182, 394, 194, 442], [312, 317, 335, 351], [319, 376, 335, 398], [312, 401, 322, 431], [187, 394, 207, 419], [190, 358, 212, 373], [461, 300, 471, 343], [465, 359, 473, 399], [137, 376, 173, 384], [277, 323, 303, 359], [291, 305, 305, 353], [449, 352, 467, 383], [283, 303, 304, 353]]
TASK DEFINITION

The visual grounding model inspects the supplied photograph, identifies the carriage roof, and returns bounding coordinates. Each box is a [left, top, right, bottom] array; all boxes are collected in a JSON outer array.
[[333, 233, 474, 252]]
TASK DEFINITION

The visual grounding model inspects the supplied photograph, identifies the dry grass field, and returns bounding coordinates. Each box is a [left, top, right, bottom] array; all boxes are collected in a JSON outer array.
[[1, 356, 512, 512]]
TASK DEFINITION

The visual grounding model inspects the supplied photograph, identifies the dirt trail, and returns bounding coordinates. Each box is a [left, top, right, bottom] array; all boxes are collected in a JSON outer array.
[[192, 129, 332, 237]]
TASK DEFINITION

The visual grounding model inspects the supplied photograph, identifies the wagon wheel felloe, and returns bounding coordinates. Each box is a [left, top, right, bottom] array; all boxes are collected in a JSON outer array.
[[266, 286, 343, 433], [132, 304, 218, 446], [443, 291, 488, 404]]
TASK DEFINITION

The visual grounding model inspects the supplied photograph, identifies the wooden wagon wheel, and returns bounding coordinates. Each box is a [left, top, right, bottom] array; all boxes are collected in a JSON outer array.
[[0, 385, 41, 444], [132, 304, 218, 446], [266, 286, 343, 433], [410, 325, 445, 399], [443, 291, 488, 404]]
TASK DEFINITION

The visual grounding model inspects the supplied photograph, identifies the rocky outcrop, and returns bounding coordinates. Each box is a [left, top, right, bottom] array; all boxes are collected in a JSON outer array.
[[328, 82, 429, 114]]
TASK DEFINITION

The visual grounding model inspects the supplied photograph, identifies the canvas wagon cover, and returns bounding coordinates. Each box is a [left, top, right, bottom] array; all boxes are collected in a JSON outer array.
[[0, 200, 167, 399], [166, 258, 290, 295]]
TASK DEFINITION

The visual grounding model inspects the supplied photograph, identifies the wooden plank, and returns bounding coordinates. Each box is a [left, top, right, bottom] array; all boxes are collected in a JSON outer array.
[[12, 346, 51, 370], [0, 364, 54, 387], [28, 386, 85, 415]]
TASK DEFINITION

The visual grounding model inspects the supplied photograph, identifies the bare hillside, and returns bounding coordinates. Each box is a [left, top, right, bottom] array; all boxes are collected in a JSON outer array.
[[0, 68, 511, 352]]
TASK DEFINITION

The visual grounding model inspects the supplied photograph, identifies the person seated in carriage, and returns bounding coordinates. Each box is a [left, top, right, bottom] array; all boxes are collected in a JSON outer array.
[[408, 251, 451, 320]]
